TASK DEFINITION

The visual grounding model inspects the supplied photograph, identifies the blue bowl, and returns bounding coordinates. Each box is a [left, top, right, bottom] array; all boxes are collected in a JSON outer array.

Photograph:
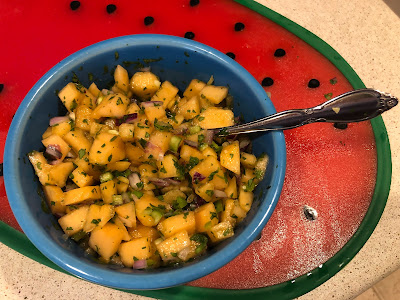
[[4, 34, 286, 290]]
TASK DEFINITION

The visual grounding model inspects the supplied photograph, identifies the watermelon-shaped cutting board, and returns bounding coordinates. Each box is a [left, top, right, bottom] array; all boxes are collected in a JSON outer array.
[[0, 0, 391, 298]]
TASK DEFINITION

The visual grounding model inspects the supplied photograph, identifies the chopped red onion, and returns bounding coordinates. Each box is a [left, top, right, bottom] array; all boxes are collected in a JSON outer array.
[[145, 142, 164, 161], [66, 151, 77, 158], [164, 178, 181, 185], [239, 138, 251, 150], [184, 140, 198, 148], [65, 183, 78, 192], [148, 177, 173, 187], [101, 89, 114, 95], [49, 159, 62, 165], [141, 101, 163, 108], [133, 259, 147, 269], [139, 66, 151, 72], [204, 129, 215, 145], [44, 144, 62, 162], [190, 195, 207, 208], [128, 173, 141, 189], [49, 116, 70, 126], [192, 172, 205, 183], [116, 113, 138, 126], [178, 246, 191, 261], [214, 190, 228, 198], [172, 123, 189, 135]]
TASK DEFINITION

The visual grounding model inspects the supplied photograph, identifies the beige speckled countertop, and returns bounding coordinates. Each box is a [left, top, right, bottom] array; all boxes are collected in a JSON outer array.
[[1, 0, 399, 299]]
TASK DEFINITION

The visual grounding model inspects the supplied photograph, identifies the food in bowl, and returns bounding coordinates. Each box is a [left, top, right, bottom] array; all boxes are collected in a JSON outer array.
[[28, 64, 269, 268]]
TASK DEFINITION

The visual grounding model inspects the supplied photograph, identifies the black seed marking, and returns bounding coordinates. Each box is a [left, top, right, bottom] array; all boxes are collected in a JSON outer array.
[[308, 79, 320, 88], [70, 1, 80, 10], [234, 22, 245, 31], [304, 205, 318, 221], [0, 163, 3, 176], [0, 84, 3, 93], [262, 77, 274, 87], [334, 122, 348, 130], [106, 4, 117, 14], [144, 16, 154, 26], [190, 0, 200, 6], [184, 32, 195, 39], [274, 48, 286, 57], [226, 52, 236, 59]]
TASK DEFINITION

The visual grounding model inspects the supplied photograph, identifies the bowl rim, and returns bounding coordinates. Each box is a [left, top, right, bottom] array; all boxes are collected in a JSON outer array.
[[4, 34, 286, 290]]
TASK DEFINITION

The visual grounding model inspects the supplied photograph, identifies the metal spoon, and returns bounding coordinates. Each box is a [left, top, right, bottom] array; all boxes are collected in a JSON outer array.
[[215, 89, 398, 136]]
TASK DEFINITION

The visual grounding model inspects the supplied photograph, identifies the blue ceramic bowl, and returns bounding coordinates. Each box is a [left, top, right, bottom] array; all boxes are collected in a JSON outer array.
[[4, 34, 286, 290]]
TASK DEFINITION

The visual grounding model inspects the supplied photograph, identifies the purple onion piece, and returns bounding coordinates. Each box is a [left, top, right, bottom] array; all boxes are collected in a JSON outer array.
[[191, 195, 207, 208], [192, 172, 205, 183], [128, 173, 141, 189], [147, 177, 172, 187], [133, 259, 147, 269], [164, 178, 181, 185], [116, 113, 138, 126], [44, 144, 62, 162], [184, 139, 198, 148], [49, 116, 70, 126], [214, 190, 228, 198], [66, 151, 77, 158], [239, 138, 251, 150], [139, 66, 151, 72], [172, 123, 189, 135], [204, 129, 215, 145]]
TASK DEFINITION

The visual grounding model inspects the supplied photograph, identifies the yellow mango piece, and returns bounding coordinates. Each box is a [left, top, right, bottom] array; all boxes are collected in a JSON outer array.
[[48, 162, 75, 188], [157, 154, 179, 178], [240, 152, 257, 168], [118, 123, 135, 142], [63, 128, 92, 154], [125, 143, 146, 166], [195, 203, 219, 232], [88, 132, 126, 165], [224, 176, 238, 199], [156, 230, 191, 262], [183, 79, 206, 99], [114, 65, 130, 92], [42, 127, 53, 140], [118, 237, 153, 267], [238, 190, 253, 213], [113, 216, 131, 241], [89, 222, 124, 262], [106, 161, 131, 172], [220, 141, 240, 175], [194, 182, 215, 203], [100, 180, 118, 204], [51, 121, 72, 137], [145, 130, 172, 159], [92, 93, 129, 119], [220, 199, 236, 226], [83, 204, 115, 233], [151, 81, 179, 108], [115, 176, 129, 194], [201, 145, 217, 158], [135, 194, 169, 227], [161, 189, 187, 205], [179, 145, 205, 163], [75, 105, 93, 132], [207, 221, 234, 243], [42, 185, 66, 215], [58, 82, 82, 112], [74, 157, 102, 181], [42, 134, 70, 161], [128, 223, 160, 241], [89, 122, 111, 137], [58, 205, 90, 236], [138, 164, 157, 191], [199, 85, 228, 104], [70, 167, 94, 188], [178, 96, 200, 120], [130, 71, 161, 100], [64, 186, 101, 205], [231, 200, 247, 224], [157, 211, 195, 238], [189, 156, 228, 189], [126, 102, 141, 115], [115, 201, 137, 228], [144, 105, 166, 124], [88, 82, 101, 98], [133, 120, 153, 144], [198, 107, 234, 129]]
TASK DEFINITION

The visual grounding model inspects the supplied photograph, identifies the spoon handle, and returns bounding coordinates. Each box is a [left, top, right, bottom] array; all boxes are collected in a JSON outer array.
[[219, 89, 398, 135]]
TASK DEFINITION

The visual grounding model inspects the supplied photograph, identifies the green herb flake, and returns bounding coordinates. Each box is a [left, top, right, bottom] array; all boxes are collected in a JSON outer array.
[[36, 162, 42, 170], [330, 77, 338, 85], [108, 154, 113, 162], [91, 218, 101, 225], [324, 93, 333, 100], [110, 136, 117, 142], [78, 149, 86, 159], [115, 51, 119, 60], [132, 190, 144, 199], [66, 227, 73, 231]]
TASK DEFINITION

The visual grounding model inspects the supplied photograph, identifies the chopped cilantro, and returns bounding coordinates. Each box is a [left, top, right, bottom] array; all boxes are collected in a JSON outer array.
[[78, 149, 86, 159]]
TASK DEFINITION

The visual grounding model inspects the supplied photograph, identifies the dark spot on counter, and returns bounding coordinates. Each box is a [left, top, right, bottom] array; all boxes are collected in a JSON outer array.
[[234, 22, 245, 31], [106, 4, 117, 14], [70, 1, 80, 10], [308, 79, 320, 88], [226, 52, 236, 59], [262, 77, 274, 87], [184, 31, 195, 39], [144, 16, 154, 26], [274, 48, 286, 57]]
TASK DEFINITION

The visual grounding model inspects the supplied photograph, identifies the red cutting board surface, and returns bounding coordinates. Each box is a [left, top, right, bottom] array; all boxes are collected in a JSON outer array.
[[0, 0, 376, 289]]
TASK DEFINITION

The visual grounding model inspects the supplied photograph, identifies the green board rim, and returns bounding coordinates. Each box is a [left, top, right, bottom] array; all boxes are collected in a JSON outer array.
[[0, 0, 392, 299]]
